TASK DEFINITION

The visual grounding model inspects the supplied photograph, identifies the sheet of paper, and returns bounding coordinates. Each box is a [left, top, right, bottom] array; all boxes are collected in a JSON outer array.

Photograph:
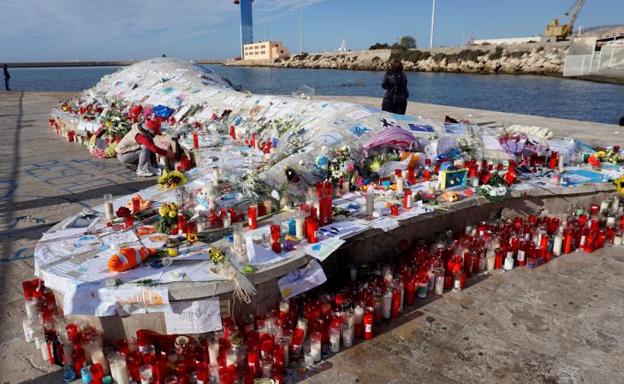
[[318, 220, 369, 239], [64, 283, 171, 316], [100, 230, 140, 247], [367, 217, 400, 232], [246, 237, 295, 266], [304, 237, 345, 262], [482, 134, 504, 151], [40, 227, 89, 242], [347, 109, 372, 121], [278, 260, 327, 300], [397, 204, 431, 221], [164, 298, 222, 335], [158, 262, 223, 283]]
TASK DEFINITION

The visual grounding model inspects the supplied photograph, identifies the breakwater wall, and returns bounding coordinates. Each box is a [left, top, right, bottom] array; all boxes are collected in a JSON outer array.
[[224, 42, 570, 75]]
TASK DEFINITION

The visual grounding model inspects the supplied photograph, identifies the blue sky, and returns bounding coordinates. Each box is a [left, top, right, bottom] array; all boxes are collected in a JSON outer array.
[[2, 0, 622, 61]]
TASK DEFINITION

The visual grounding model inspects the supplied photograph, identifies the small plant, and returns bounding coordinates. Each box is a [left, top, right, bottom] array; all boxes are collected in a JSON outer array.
[[294, 52, 309, 60], [433, 53, 447, 62], [489, 46, 504, 60], [509, 50, 529, 59], [369, 42, 390, 50]]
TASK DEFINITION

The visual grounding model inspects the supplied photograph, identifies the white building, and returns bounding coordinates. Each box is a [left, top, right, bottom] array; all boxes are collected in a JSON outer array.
[[472, 36, 542, 46]]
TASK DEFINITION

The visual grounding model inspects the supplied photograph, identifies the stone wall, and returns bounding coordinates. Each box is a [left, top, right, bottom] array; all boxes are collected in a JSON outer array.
[[224, 43, 570, 75]]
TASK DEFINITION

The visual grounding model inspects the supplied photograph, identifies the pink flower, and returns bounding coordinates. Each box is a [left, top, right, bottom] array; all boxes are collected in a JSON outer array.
[[346, 161, 355, 173]]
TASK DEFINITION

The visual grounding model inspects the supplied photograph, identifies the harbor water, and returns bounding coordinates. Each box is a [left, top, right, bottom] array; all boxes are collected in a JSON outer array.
[[7, 64, 624, 124]]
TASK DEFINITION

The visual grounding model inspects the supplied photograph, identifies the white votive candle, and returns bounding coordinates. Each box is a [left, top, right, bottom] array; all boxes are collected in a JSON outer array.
[[108, 353, 130, 384]]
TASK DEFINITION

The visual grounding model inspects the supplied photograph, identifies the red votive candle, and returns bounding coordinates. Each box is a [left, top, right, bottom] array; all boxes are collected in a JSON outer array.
[[390, 204, 399, 217], [192, 131, 199, 149], [132, 196, 141, 215], [248, 205, 258, 230], [363, 307, 374, 340]]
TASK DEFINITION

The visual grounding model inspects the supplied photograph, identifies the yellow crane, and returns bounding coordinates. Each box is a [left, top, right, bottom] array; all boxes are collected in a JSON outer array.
[[544, 0, 586, 41]]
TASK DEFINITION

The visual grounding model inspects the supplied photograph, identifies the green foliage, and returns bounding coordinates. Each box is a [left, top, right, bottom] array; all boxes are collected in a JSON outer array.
[[399, 35, 417, 49], [369, 42, 390, 50], [390, 50, 431, 63], [489, 46, 504, 60], [293, 52, 309, 60], [508, 50, 529, 59], [433, 52, 447, 62]]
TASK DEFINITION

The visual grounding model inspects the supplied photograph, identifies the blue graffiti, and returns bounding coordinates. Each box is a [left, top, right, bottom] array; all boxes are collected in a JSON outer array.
[[1, 247, 34, 262]]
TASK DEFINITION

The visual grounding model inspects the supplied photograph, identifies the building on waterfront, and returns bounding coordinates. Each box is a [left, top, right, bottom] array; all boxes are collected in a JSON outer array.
[[472, 36, 542, 45], [243, 41, 289, 61]]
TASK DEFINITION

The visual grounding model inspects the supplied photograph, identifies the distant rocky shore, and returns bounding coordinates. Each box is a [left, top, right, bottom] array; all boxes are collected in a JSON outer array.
[[224, 43, 569, 76]]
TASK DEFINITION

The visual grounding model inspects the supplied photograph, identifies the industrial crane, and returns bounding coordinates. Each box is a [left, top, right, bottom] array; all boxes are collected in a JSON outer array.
[[544, 0, 586, 41]]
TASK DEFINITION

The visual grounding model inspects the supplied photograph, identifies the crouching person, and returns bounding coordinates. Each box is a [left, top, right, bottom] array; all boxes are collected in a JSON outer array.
[[116, 119, 177, 177]]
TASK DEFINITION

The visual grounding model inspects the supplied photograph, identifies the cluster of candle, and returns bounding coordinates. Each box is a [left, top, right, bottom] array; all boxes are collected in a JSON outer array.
[[21, 197, 624, 383], [21, 279, 114, 383]]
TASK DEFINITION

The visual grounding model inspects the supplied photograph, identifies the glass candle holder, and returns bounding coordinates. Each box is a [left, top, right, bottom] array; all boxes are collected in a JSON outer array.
[[139, 364, 153, 384], [104, 194, 115, 221], [309, 332, 322, 362], [248, 205, 258, 230], [108, 352, 130, 384]]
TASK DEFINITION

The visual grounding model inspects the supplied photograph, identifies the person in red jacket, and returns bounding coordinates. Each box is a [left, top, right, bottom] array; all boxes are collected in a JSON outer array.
[[115, 119, 177, 177]]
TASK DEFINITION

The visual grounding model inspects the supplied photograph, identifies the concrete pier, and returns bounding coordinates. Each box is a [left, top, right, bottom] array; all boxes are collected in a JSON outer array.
[[1, 91, 623, 383]]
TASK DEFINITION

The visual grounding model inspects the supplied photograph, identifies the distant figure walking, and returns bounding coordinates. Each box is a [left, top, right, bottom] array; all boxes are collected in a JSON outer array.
[[3, 64, 10, 91], [381, 59, 409, 115]]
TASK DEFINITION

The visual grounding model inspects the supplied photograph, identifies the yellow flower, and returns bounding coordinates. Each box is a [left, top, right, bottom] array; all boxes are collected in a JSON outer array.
[[158, 206, 168, 216], [168, 211, 177, 218], [615, 175, 624, 195], [186, 234, 199, 244]]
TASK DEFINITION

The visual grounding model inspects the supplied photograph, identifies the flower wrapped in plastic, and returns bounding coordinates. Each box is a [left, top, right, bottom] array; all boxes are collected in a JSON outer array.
[[157, 170, 187, 190]]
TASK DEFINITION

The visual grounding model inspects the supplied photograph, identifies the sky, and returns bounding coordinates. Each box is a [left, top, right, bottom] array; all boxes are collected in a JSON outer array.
[[1, 0, 623, 62]]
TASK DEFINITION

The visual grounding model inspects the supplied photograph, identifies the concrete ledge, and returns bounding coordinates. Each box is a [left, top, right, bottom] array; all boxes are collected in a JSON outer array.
[[53, 182, 615, 339]]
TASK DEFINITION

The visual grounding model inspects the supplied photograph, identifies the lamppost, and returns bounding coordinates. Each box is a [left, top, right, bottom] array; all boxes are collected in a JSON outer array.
[[429, 0, 436, 48]]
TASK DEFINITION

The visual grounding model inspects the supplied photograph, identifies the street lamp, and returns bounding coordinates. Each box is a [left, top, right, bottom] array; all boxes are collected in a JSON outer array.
[[429, 0, 436, 48]]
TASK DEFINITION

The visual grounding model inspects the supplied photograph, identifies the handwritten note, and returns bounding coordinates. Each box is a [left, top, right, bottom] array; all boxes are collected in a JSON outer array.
[[304, 237, 345, 262], [164, 298, 222, 335], [278, 260, 327, 300]]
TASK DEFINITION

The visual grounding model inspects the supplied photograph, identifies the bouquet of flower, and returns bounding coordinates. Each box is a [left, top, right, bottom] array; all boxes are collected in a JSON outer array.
[[328, 146, 357, 184], [208, 246, 227, 264], [477, 173, 508, 202], [363, 152, 400, 178], [101, 107, 132, 140], [502, 124, 553, 140], [157, 170, 188, 190], [596, 146, 622, 164], [157, 203, 178, 234]]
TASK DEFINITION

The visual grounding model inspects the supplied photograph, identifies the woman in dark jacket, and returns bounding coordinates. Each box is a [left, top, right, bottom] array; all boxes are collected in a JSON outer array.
[[381, 60, 409, 115]]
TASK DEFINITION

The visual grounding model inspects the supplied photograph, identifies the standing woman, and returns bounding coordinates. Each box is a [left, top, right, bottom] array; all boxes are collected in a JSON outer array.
[[3, 64, 10, 91], [381, 59, 409, 115]]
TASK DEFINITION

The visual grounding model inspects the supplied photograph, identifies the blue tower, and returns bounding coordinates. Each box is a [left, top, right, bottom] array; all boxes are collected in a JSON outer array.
[[234, 0, 253, 56]]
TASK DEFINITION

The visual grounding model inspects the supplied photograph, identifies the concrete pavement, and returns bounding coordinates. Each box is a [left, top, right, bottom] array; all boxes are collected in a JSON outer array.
[[0, 92, 622, 383]]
